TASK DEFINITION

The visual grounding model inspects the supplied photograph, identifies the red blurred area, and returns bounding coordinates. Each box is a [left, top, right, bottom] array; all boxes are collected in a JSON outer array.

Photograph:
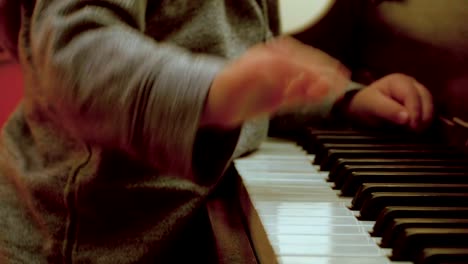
[[0, 61, 23, 126]]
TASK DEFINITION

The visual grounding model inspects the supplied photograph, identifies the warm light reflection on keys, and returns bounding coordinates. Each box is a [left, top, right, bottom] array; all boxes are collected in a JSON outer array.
[[234, 138, 412, 264]]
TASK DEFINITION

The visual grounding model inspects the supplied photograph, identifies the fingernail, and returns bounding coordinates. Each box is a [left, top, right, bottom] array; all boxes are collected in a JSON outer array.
[[398, 111, 409, 124]]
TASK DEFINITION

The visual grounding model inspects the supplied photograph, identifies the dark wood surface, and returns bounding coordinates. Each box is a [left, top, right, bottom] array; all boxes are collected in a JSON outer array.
[[206, 167, 260, 264]]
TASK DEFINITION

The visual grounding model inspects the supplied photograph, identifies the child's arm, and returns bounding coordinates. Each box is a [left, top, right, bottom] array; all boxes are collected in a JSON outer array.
[[29, 0, 229, 177]]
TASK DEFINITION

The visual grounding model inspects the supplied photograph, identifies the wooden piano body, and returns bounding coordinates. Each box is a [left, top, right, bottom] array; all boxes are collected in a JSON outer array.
[[206, 1, 468, 263]]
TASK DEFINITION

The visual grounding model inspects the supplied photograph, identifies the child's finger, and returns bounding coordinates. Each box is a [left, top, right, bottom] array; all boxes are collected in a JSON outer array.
[[371, 92, 410, 125], [413, 81, 434, 127], [379, 74, 422, 129]]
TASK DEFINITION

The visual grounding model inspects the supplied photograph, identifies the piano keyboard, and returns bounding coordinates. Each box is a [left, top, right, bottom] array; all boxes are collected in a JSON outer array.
[[234, 129, 468, 264]]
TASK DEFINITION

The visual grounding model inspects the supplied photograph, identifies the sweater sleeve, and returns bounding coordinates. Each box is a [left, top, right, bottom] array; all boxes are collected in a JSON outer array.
[[28, 0, 234, 178], [269, 81, 364, 134]]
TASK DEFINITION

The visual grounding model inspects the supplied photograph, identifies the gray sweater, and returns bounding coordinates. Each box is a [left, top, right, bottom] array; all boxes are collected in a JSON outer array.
[[0, 0, 343, 263]]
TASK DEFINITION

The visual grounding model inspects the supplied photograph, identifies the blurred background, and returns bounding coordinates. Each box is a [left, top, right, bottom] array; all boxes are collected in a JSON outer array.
[[0, 48, 22, 126]]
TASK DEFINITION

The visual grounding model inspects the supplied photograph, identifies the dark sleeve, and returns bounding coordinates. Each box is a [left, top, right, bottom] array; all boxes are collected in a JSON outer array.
[[28, 0, 235, 178]]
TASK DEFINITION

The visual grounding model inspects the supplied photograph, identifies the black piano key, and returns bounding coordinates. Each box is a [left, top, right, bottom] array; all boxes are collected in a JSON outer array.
[[305, 127, 437, 138], [415, 247, 468, 264], [306, 128, 370, 136], [351, 183, 468, 210], [321, 149, 465, 171], [303, 133, 402, 153], [381, 218, 468, 248], [307, 134, 428, 157], [373, 206, 468, 237], [391, 228, 468, 261], [315, 143, 454, 166], [302, 126, 468, 264], [303, 125, 441, 153], [360, 192, 468, 220], [328, 158, 468, 182], [304, 128, 363, 143], [305, 134, 377, 154], [335, 165, 468, 189], [302, 129, 360, 147], [341, 171, 468, 196]]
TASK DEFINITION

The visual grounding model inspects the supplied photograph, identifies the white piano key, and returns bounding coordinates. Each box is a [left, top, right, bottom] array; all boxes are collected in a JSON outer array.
[[260, 215, 361, 226], [273, 243, 385, 257], [235, 163, 319, 173], [235, 158, 314, 163], [238, 171, 328, 181], [262, 224, 373, 236], [235, 137, 404, 264], [268, 234, 374, 247], [239, 148, 306, 157], [278, 256, 412, 264], [236, 154, 313, 161], [253, 201, 352, 209], [250, 195, 347, 203], [256, 206, 354, 217], [243, 183, 340, 192]]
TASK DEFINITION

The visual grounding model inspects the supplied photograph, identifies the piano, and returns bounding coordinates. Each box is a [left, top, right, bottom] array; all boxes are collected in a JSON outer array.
[[203, 1, 468, 263], [205, 117, 468, 264], [229, 118, 468, 264]]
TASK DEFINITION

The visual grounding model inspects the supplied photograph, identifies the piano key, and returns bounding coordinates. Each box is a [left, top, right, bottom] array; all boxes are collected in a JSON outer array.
[[305, 134, 428, 154], [328, 158, 468, 182], [298, 130, 348, 152], [304, 128, 431, 138], [256, 205, 354, 217], [315, 144, 454, 166], [235, 134, 468, 264], [334, 165, 468, 189], [352, 183, 468, 210], [359, 192, 468, 220], [268, 234, 375, 246], [414, 247, 468, 264], [391, 228, 468, 261], [273, 243, 386, 257], [341, 171, 468, 196], [381, 218, 468, 248], [262, 223, 373, 236], [321, 149, 465, 171], [279, 255, 411, 264], [373, 206, 468, 236], [260, 214, 362, 226], [305, 128, 372, 136]]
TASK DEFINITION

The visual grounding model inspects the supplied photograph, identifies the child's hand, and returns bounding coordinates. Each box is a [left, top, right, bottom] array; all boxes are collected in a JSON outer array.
[[347, 73, 434, 131], [202, 37, 350, 128]]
